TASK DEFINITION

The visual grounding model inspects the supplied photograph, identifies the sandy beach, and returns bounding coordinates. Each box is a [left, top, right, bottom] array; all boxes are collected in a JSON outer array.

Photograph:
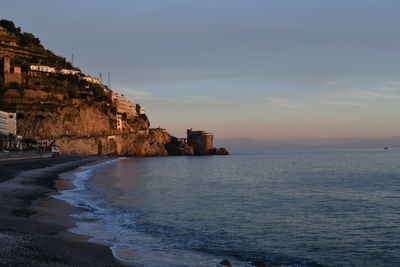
[[0, 155, 127, 267]]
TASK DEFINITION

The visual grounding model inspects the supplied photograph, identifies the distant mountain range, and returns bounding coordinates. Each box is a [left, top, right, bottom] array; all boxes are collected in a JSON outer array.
[[215, 137, 400, 150]]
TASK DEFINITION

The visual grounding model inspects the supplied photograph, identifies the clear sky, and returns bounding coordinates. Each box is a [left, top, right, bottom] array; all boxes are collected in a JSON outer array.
[[3, 0, 400, 140]]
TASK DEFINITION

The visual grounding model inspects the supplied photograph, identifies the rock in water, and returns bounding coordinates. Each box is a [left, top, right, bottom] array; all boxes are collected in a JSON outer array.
[[164, 137, 194, 155], [251, 259, 268, 267], [220, 259, 232, 266], [208, 147, 229, 155]]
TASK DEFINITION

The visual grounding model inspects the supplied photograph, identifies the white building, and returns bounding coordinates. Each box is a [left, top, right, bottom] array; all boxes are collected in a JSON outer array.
[[82, 76, 101, 84], [30, 65, 56, 73], [111, 93, 137, 118], [59, 68, 80, 75], [30, 65, 80, 75], [0, 111, 17, 135], [139, 107, 145, 115]]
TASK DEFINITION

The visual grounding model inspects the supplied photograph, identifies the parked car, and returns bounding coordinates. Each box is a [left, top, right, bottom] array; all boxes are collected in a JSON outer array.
[[51, 146, 60, 157]]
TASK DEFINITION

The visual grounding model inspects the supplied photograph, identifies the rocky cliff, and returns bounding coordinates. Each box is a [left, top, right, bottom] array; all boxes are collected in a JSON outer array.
[[56, 129, 172, 157], [0, 19, 228, 157], [0, 88, 179, 156], [1, 89, 126, 138]]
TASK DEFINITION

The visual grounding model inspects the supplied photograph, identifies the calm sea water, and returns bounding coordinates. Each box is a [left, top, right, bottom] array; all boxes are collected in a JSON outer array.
[[54, 149, 400, 267]]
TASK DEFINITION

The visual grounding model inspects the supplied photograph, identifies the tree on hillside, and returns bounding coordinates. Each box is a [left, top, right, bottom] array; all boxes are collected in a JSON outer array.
[[21, 138, 37, 151], [92, 86, 108, 102], [68, 87, 80, 98], [0, 133, 6, 151], [0, 133, 18, 151], [0, 19, 21, 36], [7, 134, 18, 151], [0, 19, 43, 48], [0, 82, 6, 96], [19, 32, 42, 47], [136, 104, 141, 114]]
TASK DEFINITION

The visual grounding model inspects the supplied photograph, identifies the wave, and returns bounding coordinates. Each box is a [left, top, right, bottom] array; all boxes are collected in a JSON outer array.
[[54, 157, 124, 212]]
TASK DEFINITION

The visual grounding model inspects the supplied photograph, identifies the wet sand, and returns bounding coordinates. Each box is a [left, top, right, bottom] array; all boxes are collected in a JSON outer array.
[[0, 155, 128, 266]]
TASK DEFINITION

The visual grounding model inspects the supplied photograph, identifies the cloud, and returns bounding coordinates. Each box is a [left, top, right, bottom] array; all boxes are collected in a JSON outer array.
[[335, 90, 400, 100], [301, 80, 400, 95], [306, 80, 400, 106], [260, 97, 306, 109], [183, 96, 246, 106], [319, 100, 365, 106], [380, 81, 400, 90], [127, 89, 153, 97], [117, 88, 192, 105], [118, 88, 153, 99], [120, 88, 246, 106]]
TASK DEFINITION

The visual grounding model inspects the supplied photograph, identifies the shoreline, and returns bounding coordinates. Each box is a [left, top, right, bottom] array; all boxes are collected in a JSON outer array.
[[0, 155, 127, 266]]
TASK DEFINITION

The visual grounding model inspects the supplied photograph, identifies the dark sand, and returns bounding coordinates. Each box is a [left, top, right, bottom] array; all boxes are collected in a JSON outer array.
[[0, 155, 128, 266]]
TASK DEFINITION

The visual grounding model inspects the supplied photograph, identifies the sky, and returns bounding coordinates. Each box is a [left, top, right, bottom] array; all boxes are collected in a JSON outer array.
[[3, 0, 400, 141]]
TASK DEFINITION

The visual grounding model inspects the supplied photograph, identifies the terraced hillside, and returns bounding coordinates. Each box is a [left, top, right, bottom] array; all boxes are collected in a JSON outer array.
[[0, 20, 75, 69]]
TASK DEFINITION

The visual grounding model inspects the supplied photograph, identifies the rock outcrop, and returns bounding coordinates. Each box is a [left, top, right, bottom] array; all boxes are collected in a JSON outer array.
[[220, 259, 232, 266], [165, 137, 194, 155], [55, 129, 171, 157], [251, 260, 268, 267], [208, 147, 229, 155]]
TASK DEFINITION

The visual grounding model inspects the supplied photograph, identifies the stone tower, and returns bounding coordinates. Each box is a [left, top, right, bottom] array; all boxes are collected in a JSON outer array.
[[187, 129, 214, 155], [2, 56, 10, 73], [2, 56, 22, 85]]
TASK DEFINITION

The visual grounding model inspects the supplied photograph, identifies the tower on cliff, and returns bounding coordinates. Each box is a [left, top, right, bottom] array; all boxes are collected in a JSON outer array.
[[1, 56, 22, 85], [187, 129, 214, 155]]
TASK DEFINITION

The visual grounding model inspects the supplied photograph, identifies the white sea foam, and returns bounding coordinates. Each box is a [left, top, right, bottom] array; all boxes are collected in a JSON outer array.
[[54, 158, 123, 211]]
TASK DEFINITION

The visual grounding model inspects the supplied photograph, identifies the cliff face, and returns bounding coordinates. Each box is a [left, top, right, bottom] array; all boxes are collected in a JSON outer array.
[[0, 87, 175, 157], [1, 89, 113, 139], [117, 129, 171, 156], [165, 137, 195, 155], [1, 88, 152, 134], [55, 129, 171, 157], [18, 105, 113, 140]]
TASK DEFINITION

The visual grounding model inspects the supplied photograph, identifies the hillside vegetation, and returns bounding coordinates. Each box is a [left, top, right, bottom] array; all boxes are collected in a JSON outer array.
[[0, 19, 76, 69]]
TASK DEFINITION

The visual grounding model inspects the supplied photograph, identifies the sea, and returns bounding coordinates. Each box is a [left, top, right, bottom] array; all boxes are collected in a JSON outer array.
[[52, 149, 400, 267]]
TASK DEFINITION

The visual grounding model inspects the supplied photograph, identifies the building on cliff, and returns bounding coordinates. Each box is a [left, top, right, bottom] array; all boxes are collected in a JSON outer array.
[[111, 93, 139, 131], [1, 56, 22, 85], [187, 129, 214, 155], [116, 114, 123, 131], [58, 68, 80, 75], [112, 93, 137, 118], [0, 110, 17, 135], [30, 64, 57, 73], [82, 75, 101, 84], [30, 64, 80, 76]]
